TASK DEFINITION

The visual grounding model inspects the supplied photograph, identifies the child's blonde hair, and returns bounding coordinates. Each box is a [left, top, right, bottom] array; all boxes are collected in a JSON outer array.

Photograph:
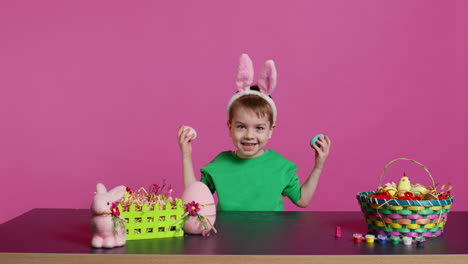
[[228, 86, 274, 127]]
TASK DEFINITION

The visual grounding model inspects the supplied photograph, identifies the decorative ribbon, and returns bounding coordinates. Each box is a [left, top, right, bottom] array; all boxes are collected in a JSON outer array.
[[440, 182, 453, 193]]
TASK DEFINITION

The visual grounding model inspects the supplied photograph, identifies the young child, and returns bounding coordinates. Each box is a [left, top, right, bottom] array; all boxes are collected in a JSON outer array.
[[177, 54, 331, 211]]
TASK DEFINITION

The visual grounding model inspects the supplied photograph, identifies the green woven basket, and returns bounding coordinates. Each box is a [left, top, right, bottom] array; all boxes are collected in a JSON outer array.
[[356, 158, 454, 237], [118, 199, 185, 240]]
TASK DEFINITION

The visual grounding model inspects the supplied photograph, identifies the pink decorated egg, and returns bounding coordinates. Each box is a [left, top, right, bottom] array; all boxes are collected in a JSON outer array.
[[184, 126, 197, 140], [181, 181, 216, 234]]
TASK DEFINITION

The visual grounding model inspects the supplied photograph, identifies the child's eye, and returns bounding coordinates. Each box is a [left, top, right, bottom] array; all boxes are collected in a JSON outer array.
[[256, 127, 265, 131], [237, 125, 246, 129]]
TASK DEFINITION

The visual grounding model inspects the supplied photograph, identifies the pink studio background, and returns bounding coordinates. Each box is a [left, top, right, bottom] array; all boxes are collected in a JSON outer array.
[[1, 1, 467, 224]]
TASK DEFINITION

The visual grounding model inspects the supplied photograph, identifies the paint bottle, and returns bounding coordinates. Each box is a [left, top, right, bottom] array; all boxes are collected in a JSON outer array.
[[365, 234, 375, 243]]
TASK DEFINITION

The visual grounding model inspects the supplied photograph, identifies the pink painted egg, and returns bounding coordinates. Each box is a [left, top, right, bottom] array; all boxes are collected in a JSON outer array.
[[184, 126, 197, 140], [181, 181, 216, 234]]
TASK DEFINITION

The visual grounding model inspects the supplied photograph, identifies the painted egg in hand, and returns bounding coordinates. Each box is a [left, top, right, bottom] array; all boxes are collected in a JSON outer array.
[[181, 181, 216, 234], [184, 126, 197, 141]]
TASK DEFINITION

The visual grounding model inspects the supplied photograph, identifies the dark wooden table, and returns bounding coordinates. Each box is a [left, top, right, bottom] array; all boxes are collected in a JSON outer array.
[[1, 209, 467, 263]]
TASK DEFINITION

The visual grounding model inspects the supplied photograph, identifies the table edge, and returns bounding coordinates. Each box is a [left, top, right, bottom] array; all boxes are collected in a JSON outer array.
[[1, 253, 468, 264]]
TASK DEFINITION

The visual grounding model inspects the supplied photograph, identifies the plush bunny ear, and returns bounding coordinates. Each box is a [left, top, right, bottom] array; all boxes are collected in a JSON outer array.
[[96, 183, 107, 194], [109, 185, 127, 201], [257, 60, 277, 95], [235, 53, 254, 92]]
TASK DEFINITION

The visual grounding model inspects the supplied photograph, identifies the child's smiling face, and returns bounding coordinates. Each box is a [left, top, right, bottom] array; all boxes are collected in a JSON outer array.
[[228, 107, 275, 159]]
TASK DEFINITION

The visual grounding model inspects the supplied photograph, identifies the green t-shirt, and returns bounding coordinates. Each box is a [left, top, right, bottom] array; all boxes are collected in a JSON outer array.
[[200, 149, 302, 211]]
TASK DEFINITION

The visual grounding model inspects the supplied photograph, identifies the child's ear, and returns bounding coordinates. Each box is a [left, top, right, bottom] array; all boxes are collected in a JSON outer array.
[[227, 121, 232, 129], [268, 123, 276, 139]]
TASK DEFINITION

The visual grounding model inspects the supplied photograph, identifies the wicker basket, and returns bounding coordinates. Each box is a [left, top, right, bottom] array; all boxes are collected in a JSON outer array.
[[356, 158, 454, 237]]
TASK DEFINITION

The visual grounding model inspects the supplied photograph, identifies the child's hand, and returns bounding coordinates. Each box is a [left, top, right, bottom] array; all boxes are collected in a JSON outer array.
[[178, 125, 196, 157], [311, 135, 331, 169]]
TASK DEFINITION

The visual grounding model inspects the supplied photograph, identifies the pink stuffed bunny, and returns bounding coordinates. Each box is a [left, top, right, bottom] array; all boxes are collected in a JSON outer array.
[[90, 183, 127, 248]]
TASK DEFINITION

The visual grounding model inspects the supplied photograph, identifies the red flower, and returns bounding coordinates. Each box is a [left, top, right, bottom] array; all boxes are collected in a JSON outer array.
[[111, 203, 121, 217], [187, 201, 200, 216]]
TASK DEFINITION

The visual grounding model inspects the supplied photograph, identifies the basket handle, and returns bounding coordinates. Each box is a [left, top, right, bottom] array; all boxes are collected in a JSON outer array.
[[377, 158, 436, 189]]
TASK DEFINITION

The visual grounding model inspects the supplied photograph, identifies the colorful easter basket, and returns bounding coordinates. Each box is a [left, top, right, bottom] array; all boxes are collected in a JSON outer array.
[[117, 199, 185, 240], [356, 158, 454, 237]]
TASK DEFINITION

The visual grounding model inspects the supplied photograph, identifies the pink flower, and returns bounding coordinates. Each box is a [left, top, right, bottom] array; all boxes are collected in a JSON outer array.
[[111, 203, 120, 217], [202, 230, 210, 237], [187, 201, 200, 216]]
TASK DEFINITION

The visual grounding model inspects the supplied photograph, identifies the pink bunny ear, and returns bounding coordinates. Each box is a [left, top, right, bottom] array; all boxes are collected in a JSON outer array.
[[96, 183, 107, 194], [109, 185, 127, 201], [235, 53, 254, 91], [258, 60, 277, 95]]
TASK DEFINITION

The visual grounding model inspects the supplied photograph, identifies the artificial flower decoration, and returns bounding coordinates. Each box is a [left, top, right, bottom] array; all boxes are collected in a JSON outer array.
[[173, 199, 217, 237], [111, 203, 120, 217], [187, 201, 201, 216], [108, 202, 125, 234]]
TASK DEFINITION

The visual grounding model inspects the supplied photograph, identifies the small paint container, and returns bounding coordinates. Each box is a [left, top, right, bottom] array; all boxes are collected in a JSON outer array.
[[353, 233, 363, 243], [402, 236, 413, 245], [377, 234, 388, 244], [415, 236, 425, 247], [365, 234, 375, 243], [390, 235, 401, 245], [335, 226, 342, 238]]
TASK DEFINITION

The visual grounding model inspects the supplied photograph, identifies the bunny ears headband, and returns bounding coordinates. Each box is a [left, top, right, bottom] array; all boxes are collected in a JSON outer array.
[[227, 54, 278, 122]]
